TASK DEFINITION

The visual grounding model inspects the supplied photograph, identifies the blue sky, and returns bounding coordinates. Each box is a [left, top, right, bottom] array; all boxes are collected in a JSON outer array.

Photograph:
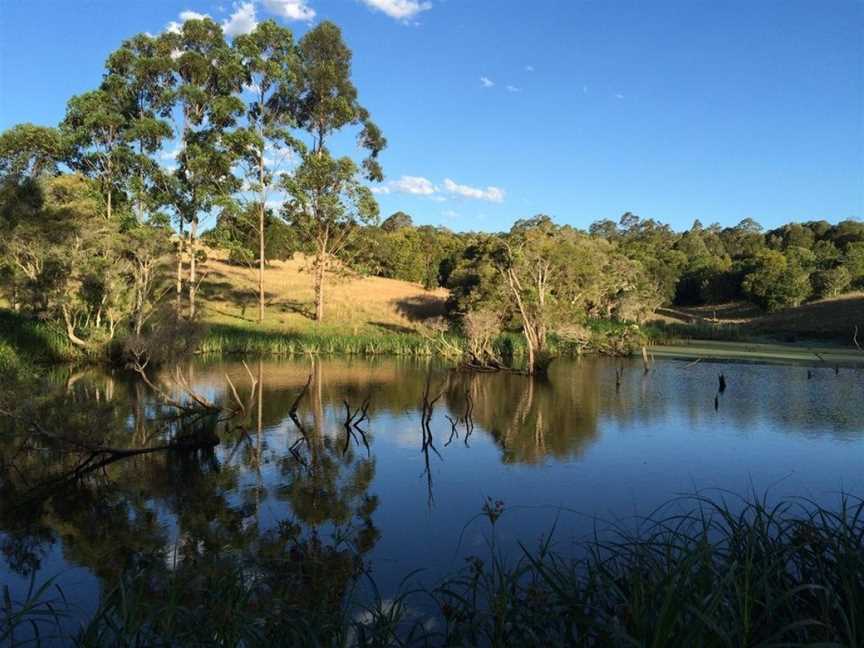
[[1, 0, 861, 232]]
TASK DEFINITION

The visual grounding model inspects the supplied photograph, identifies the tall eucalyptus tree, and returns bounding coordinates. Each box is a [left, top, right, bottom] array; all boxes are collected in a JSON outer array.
[[159, 18, 245, 318], [281, 21, 386, 322], [103, 33, 175, 222], [61, 89, 132, 221], [232, 20, 300, 324]]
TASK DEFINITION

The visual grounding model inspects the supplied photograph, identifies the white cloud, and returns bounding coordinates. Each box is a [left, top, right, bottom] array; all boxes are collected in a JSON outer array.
[[262, 0, 316, 21], [222, 2, 258, 36], [506, 85, 521, 93], [524, 65, 535, 72], [443, 178, 505, 203], [374, 175, 436, 195], [480, 76, 494, 88], [360, 0, 432, 22], [393, 176, 435, 194], [180, 9, 209, 20], [166, 9, 210, 33], [442, 209, 459, 220], [372, 175, 504, 204]]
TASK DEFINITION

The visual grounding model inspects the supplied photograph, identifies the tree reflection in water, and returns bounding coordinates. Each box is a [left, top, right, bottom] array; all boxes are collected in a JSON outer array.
[[11, 355, 856, 639], [0, 359, 385, 639]]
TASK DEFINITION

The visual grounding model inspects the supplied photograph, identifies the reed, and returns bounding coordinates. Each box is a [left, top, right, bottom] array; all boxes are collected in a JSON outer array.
[[435, 493, 864, 647], [198, 323, 449, 357]]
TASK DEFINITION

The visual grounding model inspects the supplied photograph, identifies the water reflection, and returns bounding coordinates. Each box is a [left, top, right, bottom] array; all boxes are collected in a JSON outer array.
[[1, 356, 863, 630]]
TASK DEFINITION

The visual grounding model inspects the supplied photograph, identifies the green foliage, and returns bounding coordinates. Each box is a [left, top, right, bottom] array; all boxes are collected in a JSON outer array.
[[742, 249, 812, 311], [811, 265, 852, 299], [844, 241, 864, 285], [0, 309, 78, 366], [0, 173, 173, 347], [447, 215, 658, 371], [381, 210, 413, 231], [206, 204, 296, 264], [348, 223, 466, 289], [0, 124, 66, 180]]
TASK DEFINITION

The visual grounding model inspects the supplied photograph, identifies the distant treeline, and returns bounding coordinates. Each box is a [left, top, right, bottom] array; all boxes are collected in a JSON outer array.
[[212, 209, 864, 312]]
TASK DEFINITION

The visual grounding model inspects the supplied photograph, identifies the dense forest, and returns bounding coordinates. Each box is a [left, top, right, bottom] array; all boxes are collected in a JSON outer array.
[[2, 17, 863, 374]]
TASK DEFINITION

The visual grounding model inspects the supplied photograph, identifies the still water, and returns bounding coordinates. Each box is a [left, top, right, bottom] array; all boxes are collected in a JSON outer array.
[[2, 356, 863, 628]]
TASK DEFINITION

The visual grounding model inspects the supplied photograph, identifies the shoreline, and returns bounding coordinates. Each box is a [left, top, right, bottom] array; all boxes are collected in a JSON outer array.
[[650, 338, 864, 366]]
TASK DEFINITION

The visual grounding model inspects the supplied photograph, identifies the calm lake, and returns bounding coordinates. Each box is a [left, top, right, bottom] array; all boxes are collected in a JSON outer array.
[[3, 355, 864, 631]]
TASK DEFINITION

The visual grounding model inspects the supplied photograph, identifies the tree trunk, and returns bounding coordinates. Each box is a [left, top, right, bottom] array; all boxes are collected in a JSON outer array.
[[189, 216, 198, 319], [176, 220, 184, 315], [61, 305, 89, 350], [524, 329, 536, 375], [314, 254, 325, 322], [258, 202, 265, 324], [258, 141, 266, 325]]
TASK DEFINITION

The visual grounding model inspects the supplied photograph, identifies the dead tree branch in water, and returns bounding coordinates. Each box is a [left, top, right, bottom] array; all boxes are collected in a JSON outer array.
[[444, 388, 475, 447], [289, 374, 312, 431], [128, 358, 219, 414], [342, 397, 371, 455], [419, 373, 446, 507], [0, 406, 220, 506]]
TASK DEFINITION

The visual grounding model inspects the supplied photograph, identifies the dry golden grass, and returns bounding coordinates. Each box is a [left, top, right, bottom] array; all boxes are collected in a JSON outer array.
[[197, 248, 449, 335]]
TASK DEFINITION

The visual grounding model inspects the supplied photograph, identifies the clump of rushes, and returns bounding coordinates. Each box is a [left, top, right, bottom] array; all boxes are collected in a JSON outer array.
[[4, 493, 860, 646], [197, 323, 457, 357], [435, 493, 864, 646], [197, 323, 641, 360]]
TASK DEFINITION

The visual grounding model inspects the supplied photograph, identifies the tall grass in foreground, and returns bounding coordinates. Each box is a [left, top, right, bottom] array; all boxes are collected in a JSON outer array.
[[3, 494, 862, 646]]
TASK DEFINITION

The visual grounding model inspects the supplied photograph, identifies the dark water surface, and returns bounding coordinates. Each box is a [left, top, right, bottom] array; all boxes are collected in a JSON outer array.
[[3, 356, 863, 630]]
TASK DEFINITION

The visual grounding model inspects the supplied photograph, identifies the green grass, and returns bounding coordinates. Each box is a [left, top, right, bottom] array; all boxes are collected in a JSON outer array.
[[0, 310, 80, 380], [0, 310, 78, 362], [643, 319, 751, 344], [198, 321, 643, 361], [5, 493, 861, 646], [199, 322, 449, 357]]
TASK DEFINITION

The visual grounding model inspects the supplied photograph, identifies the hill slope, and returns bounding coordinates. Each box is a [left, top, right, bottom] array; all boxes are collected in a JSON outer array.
[[197, 250, 449, 335], [653, 292, 864, 344]]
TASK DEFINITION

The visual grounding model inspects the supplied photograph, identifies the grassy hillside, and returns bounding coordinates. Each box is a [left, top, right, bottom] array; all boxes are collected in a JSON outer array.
[[650, 292, 864, 345], [198, 249, 448, 336]]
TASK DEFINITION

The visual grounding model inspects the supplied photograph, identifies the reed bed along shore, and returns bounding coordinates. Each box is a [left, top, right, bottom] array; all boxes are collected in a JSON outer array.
[[4, 493, 862, 646]]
